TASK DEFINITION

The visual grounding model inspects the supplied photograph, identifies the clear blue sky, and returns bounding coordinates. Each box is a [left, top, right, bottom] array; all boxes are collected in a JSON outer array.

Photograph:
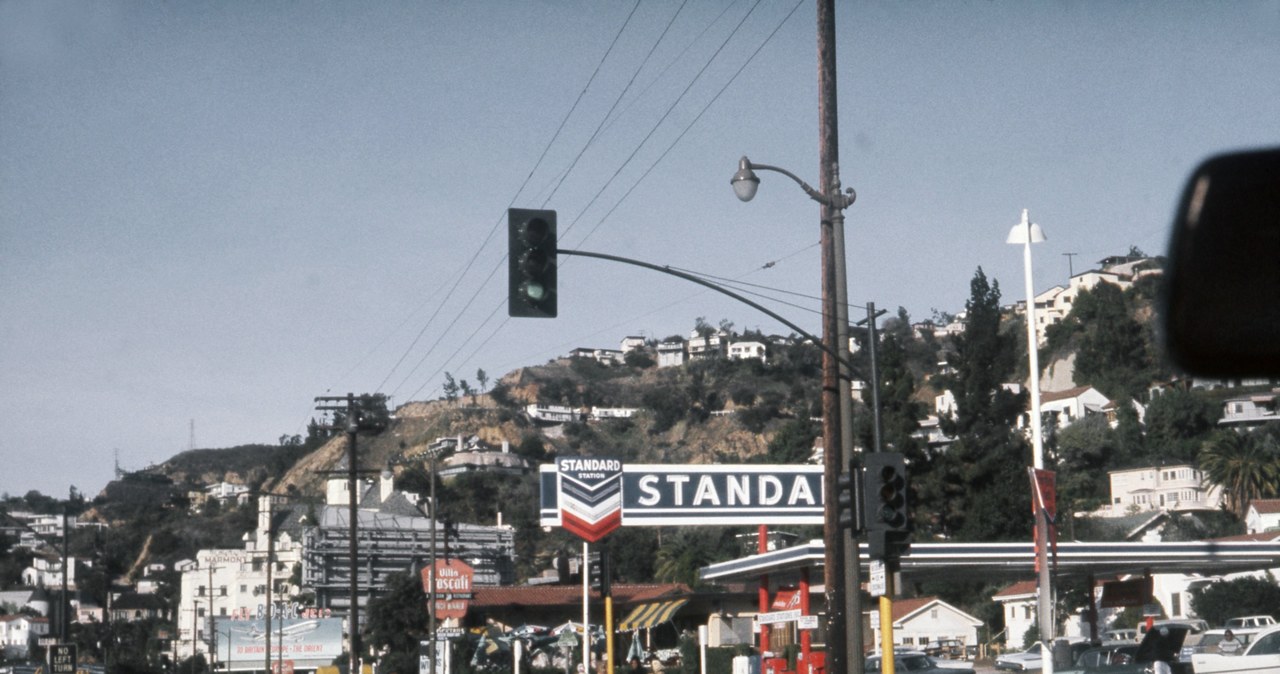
[[2, 1, 1277, 498]]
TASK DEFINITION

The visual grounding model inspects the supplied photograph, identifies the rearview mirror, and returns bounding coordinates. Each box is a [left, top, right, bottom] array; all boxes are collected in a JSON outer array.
[[1162, 147, 1280, 377]]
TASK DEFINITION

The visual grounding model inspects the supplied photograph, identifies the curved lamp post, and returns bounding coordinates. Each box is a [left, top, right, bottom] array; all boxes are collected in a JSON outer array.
[[731, 155, 860, 664]]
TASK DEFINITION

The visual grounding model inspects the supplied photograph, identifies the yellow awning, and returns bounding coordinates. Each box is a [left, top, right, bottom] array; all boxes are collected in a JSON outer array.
[[617, 598, 689, 631]]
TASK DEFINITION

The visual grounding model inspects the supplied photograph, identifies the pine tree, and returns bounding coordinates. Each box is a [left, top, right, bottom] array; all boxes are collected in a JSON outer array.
[[928, 268, 1033, 540]]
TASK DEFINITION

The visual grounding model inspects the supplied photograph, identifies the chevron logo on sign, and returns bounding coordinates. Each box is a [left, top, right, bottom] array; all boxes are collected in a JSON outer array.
[[557, 457, 623, 542]]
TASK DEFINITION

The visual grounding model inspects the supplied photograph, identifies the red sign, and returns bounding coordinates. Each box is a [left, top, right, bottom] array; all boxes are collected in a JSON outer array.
[[271, 660, 294, 674], [1029, 468, 1057, 519], [422, 559, 475, 620], [1100, 577, 1153, 608]]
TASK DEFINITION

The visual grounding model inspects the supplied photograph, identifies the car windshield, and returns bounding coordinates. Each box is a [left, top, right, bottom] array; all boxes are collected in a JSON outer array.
[[899, 655, 935, 671]]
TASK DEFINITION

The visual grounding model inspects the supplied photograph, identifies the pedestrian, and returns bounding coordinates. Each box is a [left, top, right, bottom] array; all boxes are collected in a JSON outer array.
[[629, 656, 646, 674], [1218, 630, 1243, 656]]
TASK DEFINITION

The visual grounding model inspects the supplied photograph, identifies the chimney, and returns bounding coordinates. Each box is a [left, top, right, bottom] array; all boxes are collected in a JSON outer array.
[[380, 468, 395, 503]]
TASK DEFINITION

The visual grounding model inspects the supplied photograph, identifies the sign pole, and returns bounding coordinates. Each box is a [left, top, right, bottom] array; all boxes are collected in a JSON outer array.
[[582, 541, 590, 674]]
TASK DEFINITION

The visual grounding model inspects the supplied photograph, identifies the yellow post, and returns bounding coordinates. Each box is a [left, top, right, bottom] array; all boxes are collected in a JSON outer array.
[[606, 595, 615, 674], [880, 573, 895, 674]]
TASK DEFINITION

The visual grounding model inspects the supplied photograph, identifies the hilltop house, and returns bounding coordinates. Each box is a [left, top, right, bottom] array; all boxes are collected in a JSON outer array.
[[1036, 386, 1111, 430], [727, 341, 767, 363], [1100, 464, 1222, 517], [1219, 390, 1279, 430], [657, 338, 686, 368], [1246, 499, 1280, 534], [433, 435, 531, 479], [0, 614, 49, 660]]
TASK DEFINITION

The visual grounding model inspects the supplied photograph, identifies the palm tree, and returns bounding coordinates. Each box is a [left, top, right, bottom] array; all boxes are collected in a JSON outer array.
[[1199, 429, 1280, 518]]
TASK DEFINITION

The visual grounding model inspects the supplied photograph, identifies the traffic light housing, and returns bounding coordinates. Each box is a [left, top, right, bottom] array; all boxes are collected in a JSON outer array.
[[588, 549, 611, 595], [508, 208, 557, 318], [836, 465, 862, 531], [863, 452, 909, 533]]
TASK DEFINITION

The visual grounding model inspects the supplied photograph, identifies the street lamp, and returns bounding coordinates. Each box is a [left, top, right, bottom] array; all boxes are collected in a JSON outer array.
[[1006, 208, 1051, 674], [731, 155, 861, 666]]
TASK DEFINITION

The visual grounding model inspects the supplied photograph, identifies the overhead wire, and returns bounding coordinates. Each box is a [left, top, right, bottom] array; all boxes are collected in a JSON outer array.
[[393, 3, 747, 398], [541, 0, 687, 208], [559, 0, 774, 245], [397, 0, 807, 402], [376, 1, 645, 401], [566, 0, 805, 250], [406, 0, 806, 397]]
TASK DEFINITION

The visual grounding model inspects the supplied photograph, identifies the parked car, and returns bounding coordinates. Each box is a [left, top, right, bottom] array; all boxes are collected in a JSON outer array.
[[1057, 643, 1141, 674], [1181, 627, 1263, 663], [996, 643, 1046, 671], [1139, 619, 1208, 637], [1058, 625, 1190, 674], [1226, 616, 1277, 630], [867, 651, 973, 674], [1193, 624, 1280, 674], [996, 641, 1091, 671], [1103, 629, 1138, 643]]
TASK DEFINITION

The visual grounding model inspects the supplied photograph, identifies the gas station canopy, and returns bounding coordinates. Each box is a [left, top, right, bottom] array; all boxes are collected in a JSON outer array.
[[699, 540, 1280, 584]]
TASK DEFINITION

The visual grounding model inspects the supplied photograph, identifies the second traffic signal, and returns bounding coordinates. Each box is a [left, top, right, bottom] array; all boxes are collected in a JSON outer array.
[[508, 208, 557, 318], [863, 452, 909, 533], [836, 465, 862, 531]]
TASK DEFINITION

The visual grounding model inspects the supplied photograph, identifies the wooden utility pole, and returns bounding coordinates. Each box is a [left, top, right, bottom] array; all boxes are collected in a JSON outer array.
[[817, 0, 861, 672], [315, 393, 370, 674]]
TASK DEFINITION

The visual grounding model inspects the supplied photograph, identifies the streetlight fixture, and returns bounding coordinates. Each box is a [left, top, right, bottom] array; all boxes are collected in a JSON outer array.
[[731, 156, 855, 210], [1007, 208, 1052, 674], [731, 154, 861, 666]]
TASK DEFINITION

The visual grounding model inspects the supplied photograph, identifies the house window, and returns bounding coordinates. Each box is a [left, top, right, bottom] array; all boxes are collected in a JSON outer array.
[[1025, 606, 1033, 619], [220, 586, 228, 596], [1171, 594, 1182, 616], [240, 584, 247, 593], [220, 607, 227, 616], [197, 608, 206, 618], [198, 585, 206, 597], [253, 559, 262, 572], [931, 608, 939, 619]]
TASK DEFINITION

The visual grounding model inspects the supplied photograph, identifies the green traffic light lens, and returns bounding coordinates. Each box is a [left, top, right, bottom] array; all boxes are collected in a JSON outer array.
[[522, 281, 546, 302]]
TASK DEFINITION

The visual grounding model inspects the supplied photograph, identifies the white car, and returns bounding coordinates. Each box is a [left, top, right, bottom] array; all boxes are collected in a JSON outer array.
[[995, 643, 1045, 671], [1193, 625, 1280, 674], [1227, 616, 1278, 630]]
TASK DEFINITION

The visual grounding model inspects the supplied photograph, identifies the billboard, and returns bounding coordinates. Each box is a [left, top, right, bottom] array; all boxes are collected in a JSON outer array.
[[540, 463, 824, 526], [213, 617, 344, 671]]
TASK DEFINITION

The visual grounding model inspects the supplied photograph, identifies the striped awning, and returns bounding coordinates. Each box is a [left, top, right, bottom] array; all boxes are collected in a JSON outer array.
[[617, 599, 689, 631]]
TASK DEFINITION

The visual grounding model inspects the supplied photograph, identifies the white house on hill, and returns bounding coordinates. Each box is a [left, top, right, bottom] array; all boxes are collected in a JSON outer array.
[[1101, 464, 1222, 517]]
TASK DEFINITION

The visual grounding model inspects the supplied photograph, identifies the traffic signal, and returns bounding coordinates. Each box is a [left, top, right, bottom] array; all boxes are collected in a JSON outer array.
[[588, 549, 611, 595], [836, 466, 862, 531], [508, 208, 557, 318], [863, 452, 909, 533]]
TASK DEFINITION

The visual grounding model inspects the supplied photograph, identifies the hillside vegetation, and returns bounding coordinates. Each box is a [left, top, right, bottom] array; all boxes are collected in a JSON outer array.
[[8, 264, 1279, 646]]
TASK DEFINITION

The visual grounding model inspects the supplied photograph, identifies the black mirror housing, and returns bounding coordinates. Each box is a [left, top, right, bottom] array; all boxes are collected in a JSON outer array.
[[1163, 147, 1280, 377]]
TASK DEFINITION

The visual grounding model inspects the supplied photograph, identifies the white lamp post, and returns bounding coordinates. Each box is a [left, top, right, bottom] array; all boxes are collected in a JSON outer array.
[[1007, 208, 1051, 674]]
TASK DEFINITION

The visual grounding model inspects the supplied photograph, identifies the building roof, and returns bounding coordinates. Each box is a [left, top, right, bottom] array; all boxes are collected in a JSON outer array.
[[890, 596, 983, 626], [471, 583, 690, 610], [1209, 531, 1280, 543], [993, 580, 1038, 600], [1041, 385, 1102, 404], [1249, 499, 1280, 515]]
